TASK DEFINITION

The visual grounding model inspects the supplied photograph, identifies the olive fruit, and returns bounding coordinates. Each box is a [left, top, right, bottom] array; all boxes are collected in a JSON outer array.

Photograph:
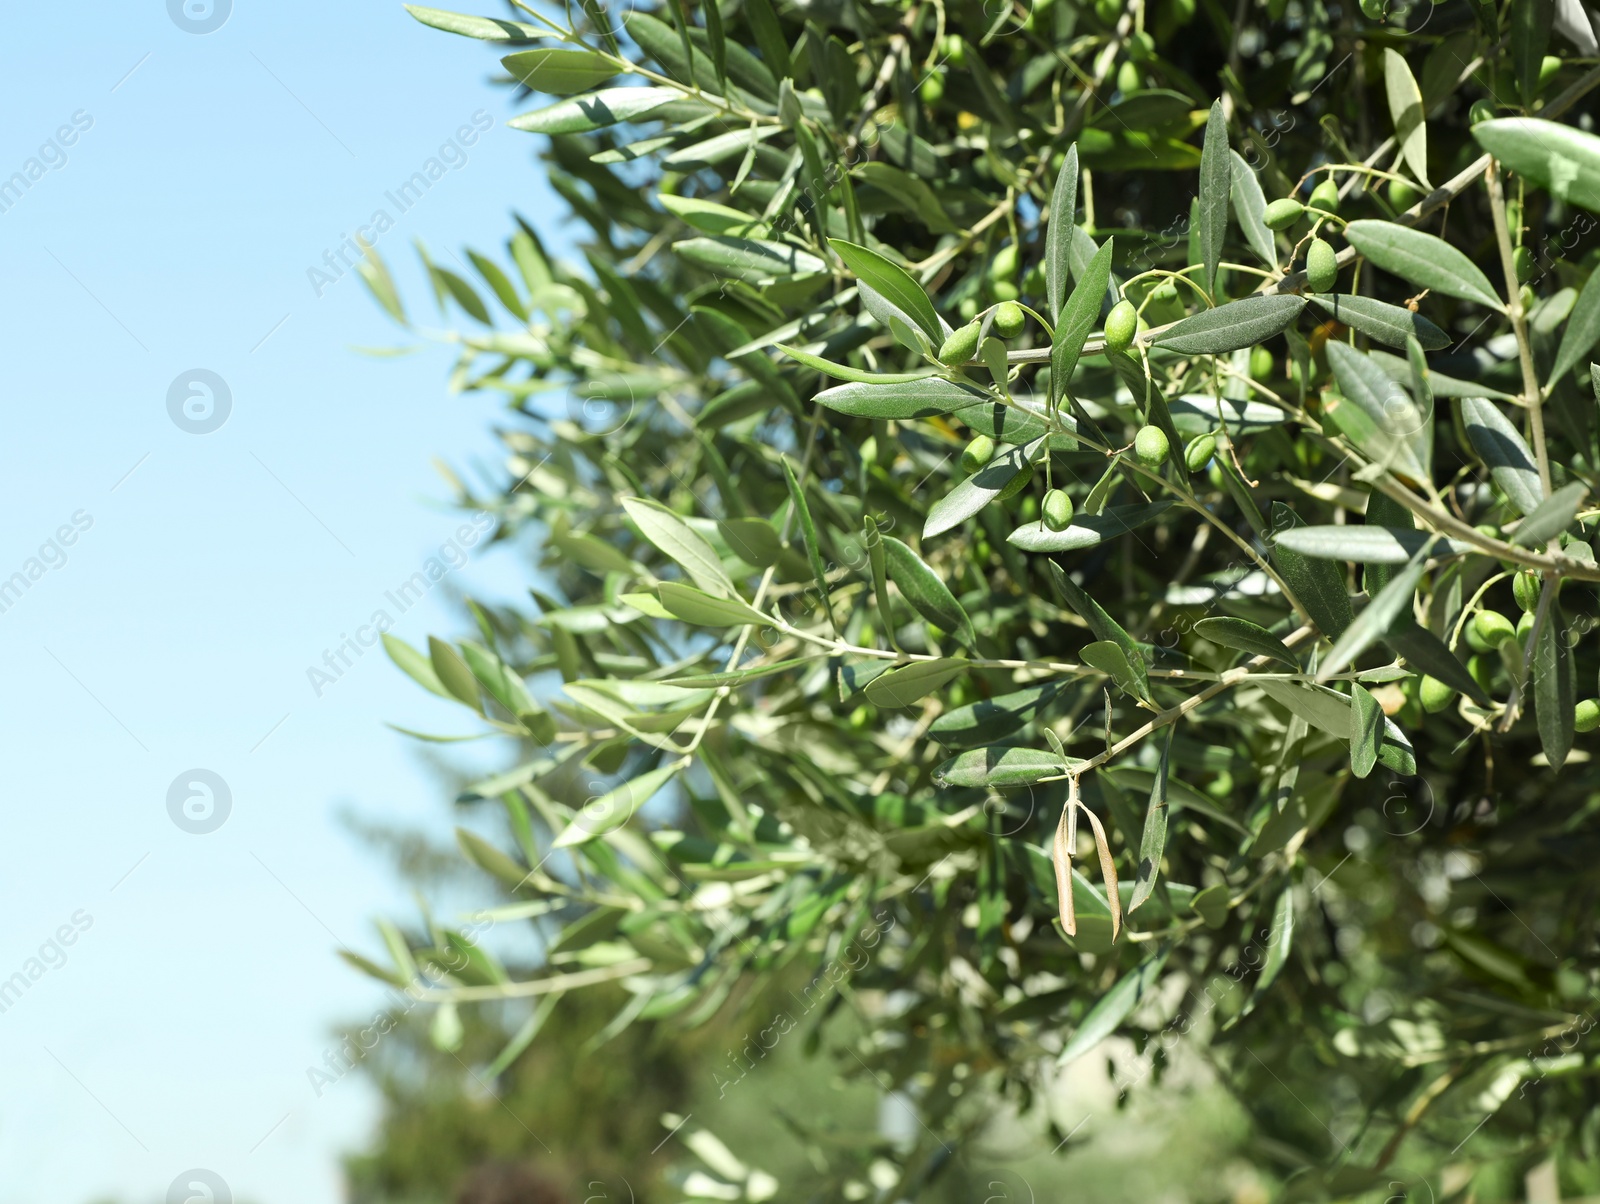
[[1419, 675, 1456, 713], [1042, 488, 1075, 531], [1305, 237, 1338, 292], [1308, 178, 1340, 214], [1263, 198, 1303, 230], [1513, 571, 1540, 613], [1467, 609, 1516, 652], [993, 301, 1026, 338], [942, 34, 966, 66], [938, 320, 982, 366], [1387, 179, 1421, 211], [1469, 99, 1496, 125], [1577, 699, 1600, 733], [1185, 433, 1217, 472], [961, 434, 996, 474], [1134, 425, 1169, 467], [919, 74, 944, 104], [1104, 299, 1138, 351]]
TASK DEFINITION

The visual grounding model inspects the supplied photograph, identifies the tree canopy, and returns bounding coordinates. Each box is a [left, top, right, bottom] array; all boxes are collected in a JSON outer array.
[[350, 0, 1600, 1198]]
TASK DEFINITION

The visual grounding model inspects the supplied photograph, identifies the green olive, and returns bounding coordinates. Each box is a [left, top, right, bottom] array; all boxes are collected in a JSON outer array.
[[1419, 675, 1456, 713], [1249, 345, 1273, 380], [1305, 237, 1338, 292], [919, 74, 944, 105], [1514, 245, 1536, 285], [1185, 433, 1217, 472], [996, 461, 1034, 501], [1263, 198, 1304, 230], [1469, 99, 1496, 125], [1104, 299, 1138, 351], [1134, 425, 1169, 467], [990, 243, 1019, 282], [942, 34, 966, 67], [1116, 60, 1142, 94], [1387, 179, 1421, 211], [1308, 178, 1340, 214], [1577, 699, 1600, 733], [993, 301, 1026, 338], [1042, 488, 1075, 531], [961, 434, 996, 474], [938, 320, 982, 366], [1467, 609, 1516, 652], [1513, 571, 1540, 613]]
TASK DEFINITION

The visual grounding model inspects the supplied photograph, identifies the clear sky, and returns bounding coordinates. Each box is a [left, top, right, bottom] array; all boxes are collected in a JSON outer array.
[[0, 4, 561, 1201]]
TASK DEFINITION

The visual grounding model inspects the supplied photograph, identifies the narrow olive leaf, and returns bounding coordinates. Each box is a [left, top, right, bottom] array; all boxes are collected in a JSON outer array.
[[405, 5, 545, 40], [1511, 0, 1555, 106], [1270, 502, 1354, 639], [1273, 525, 1468, 563], [934, 746, 1078, 788], [1532, 592, 1575, 771], [862, 515, 899, 652], [828, 239, 943, 343], [1344, 221, 1499, 309], [774, 344, 934, 385], [1460, 397, 1546, 516], [622, 496, 736, 597], [356, 245, 407, 325], [1553, 269, 1600, 384], [676, 236, 827, 282], [1242, 888, 1295, 1013], [925, 436, 1045, 539], [882, 536, 977, 647], [383, 633, 453, 698], [1309, 294, 1449, 350], [1008, 501, 1174, 552], [1057, 943, 1171, 1065], [1325, 340, 1429, 480], [551, 761, 682, 848], [1052, 238, 1115, 402], [1350, 685, 1383, 779], [719, 517, 782, 567], [429, 637, 483, 711], [1053, 800, 1076, 936], [1512, 481, 1588, 546], [1046, 144, 1080, 322], [1230, 149, 1277, 268], [814, 376, 992, 420], [1153, 295, 1307, 356], [501, 48, 619, 94], [1078, 802, 1123, 943], [1363, 491, 1414, 596], [1192, 617, 1299, 667], [508, 86, 681, 134], [1473, 118, 1600, 214], [865, 658, 967, 707], [656, 582, 767, 627], [1382, 49, 1431, 188], [1045, 561, 1150, 701], [1198, 100, 1230, 298], [1081, 640, 1141, 696], [1369, 349, 1515, 400], [930, 683, 1063, 748], [1318, 550, 1428, 680], [1130, 728, 1173, 912], [1385, 622, 1490, 706], [781, 457, 835, 633], [1404, 336, 1435, 480], [662, 657, 811, 688]]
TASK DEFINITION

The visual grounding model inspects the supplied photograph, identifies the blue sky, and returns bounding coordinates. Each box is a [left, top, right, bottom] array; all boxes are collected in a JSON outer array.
[[0, 3, 562, 1200]]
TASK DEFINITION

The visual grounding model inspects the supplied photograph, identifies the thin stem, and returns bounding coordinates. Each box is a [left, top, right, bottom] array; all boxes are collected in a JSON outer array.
[[1486, 160, 1554, 497]]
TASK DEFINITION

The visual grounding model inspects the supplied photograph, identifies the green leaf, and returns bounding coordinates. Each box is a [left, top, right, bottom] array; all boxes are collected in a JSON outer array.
[[883, 536, 976, 647], [1129, 729, 1173, 912], [929, 683, 1063, 749], [1460, 397, 1546, 517], [1363, 491, 1414, 596], [1198, 100, 1230, 298], [1350, 685, 1383, 779], [675, 236, 827, 283], [1511, 0, 1555, 107], [356, 245, 406, 325], [1192, 617, 1298, 667], [1244, 888, 1295, 1011], [1008, 501, 1175, 552], [814, 376, 992, 420], [1318, 549, 1427, 680], [433, 267, 491, 324], [1385, 621, 1490, 706], [1552, 268, 1600, 385], [718, 517, 783, 567], [508, 86, 682, 134], [622, 497, 737, 597], [781, 457, 835, 633], [501, 48, 619, 94], [828, 239, 943, 344], [659, 193, 766, 236], [1046, 144, 1080, 323], [1051, 238, 1115, 403], [934, 746, 1078, 789], [427, 637, 483, 712], [1532, 594, 1576, 771], [924, 437, 1045, 539], [1473, 118, 1600, 215], [743, 0, 790, 81], [1309, 294, 1449, 350], [551, 761, 682, 848], [1382, 49, 1430, 188], [1324, 340, 1430, 480], [1044, 561, 1150, 702], [854, 162, 957, 234], [457, 827, 532, 890], [1081, 640, 1141, 696], [774, 344, 934, 385], [1273, 524, 1467, 563], [1511, 481, 1588, 546], [1058, 945, 1171, 1066], [864, 658, 968, 707], [1270, 503, 1354, 639], [1230, 149, 1277, 268], [1369, 350, 1513, 401], [656, 582, 766, 627], [863, 514, 898, 652], [383, 633, 452, 699], [404, 4, 545, 39], [1153, 295, 1307, 356], [1343, 221, 1499, 309]]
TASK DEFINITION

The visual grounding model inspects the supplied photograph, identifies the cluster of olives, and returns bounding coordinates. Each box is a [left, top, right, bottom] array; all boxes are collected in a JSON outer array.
[[1263, 178, 1343, 292]]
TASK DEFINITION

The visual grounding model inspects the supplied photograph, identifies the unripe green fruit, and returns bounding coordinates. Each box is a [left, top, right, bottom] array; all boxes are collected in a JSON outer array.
[[1306, 237, 1338, 292], [993, 301, 1026, 338], [990, 279, 1020, 302], [1513, 571, 1540, 613], [1150, 279, 1179, 305], [1104, 299, 1138, 350], [1468, 609, 1516, 652], [1514, 245, 1535, 284], [1468, 654, 1493, 691], [919, 74, 944, 104], [1134, 424, 1169, 467], [1309, 179, 1340, 214], [1043, 488, 1075, 530], [1517, 610, 1535, 642], [960, 433, 996, 474], [1023, 263, 1046, 294], [1539, 55, 1561, 93], [1577, 699, 1600, 733], [990, 243, 1019, 282], [1185, 433, 1217, 472], [1387, 179, 1421, 211], [1419, 675, 1456, 713], [997, 462, 1034, 501], [942, 34, 966, 66], [958, 296, 979, 321], [1116, 61, 1142, 94], [939, 320, 982, 366], [1359, 0, 1386, 18], [1263, 198, 1304, 230], [1469, 99, 1496, 125], [1249, 345, 1273, 380], [1094, 0, 1120, 23], [1129, 31, 1155, 60], [1172, 0, 1196, 19]]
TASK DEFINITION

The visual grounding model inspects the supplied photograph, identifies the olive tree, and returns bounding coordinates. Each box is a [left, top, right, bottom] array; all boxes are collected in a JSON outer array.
[[349, 0, 1600, 1198]]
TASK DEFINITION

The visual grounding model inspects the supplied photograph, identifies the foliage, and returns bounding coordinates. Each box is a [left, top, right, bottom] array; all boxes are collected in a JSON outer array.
[[353, 0, 1600, 1199]]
